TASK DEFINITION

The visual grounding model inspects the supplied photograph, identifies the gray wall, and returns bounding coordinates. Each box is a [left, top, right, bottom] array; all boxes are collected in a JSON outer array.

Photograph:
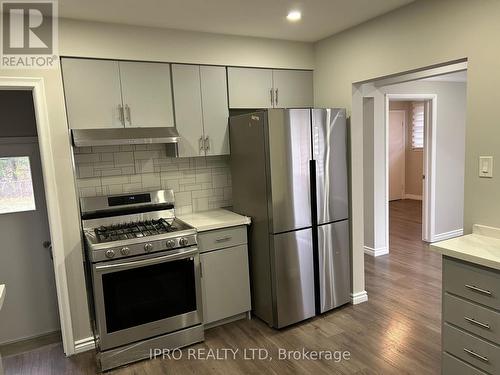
[[314, 0, 496, 298], [74, 145, 232, 214]]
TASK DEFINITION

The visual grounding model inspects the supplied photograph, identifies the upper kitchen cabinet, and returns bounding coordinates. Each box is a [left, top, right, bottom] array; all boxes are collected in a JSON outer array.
[[227, 67, 313, 109], [227, 67, 274, 109], [61, 58, 124, 129], [272, 70, 313, 108], [61, 58, 175, 129], [200, 66, 230, 156], [119, 62, 175, 128], [172, 64, 229, 157], [172, 64, 204, 157]]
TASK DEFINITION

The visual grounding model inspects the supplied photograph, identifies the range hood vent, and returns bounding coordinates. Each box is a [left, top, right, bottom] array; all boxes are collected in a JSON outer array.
[[71, 127, 180, 148]]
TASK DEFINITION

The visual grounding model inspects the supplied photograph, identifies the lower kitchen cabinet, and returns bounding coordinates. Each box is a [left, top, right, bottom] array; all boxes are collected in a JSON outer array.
[[199, 227, 251, 326], [441, 257, 500, 375]]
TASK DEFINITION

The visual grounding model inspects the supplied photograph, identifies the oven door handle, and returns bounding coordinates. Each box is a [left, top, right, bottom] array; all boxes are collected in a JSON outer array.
[[94, 248, 198, 271]]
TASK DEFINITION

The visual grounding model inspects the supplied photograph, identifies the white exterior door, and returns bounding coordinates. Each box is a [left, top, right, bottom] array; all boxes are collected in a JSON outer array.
[[61, 58, 123, 129], [172, 64, 204, 157], [119, 62, 175, 128], [0, 140, 59, 344], [200, 66, 230, 155], [227, 67, 273, 108], [272, 70, 314, 108], [389, 110, 406, 201]]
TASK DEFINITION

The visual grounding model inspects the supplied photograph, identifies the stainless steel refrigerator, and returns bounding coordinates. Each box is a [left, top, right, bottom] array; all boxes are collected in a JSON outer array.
[[229, 108, 350, 328]]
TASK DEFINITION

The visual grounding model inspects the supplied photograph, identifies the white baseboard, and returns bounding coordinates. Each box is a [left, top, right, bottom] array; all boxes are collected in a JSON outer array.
[[364, 245, 389, 257], [430, 229, 463, 243], [350, 291, 368, 305], [404, 194, 422, 200], [74, 336, 95, 354]]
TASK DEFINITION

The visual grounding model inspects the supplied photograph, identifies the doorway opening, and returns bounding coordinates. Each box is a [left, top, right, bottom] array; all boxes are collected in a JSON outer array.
[[0, 90, 61, 356]]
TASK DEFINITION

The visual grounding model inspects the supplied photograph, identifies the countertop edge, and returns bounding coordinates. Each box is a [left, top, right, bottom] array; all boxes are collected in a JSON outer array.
[[430, 238, 500, 271], [194, 218, 251, 233]]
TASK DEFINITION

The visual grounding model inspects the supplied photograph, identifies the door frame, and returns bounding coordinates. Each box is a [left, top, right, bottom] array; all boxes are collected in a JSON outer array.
[[0, 77, 74, 354], [388, 109, 406, 201], [385, 94, 437, 243]]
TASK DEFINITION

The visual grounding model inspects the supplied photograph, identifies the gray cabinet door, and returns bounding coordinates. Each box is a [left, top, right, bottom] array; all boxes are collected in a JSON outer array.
[[271, 228, 315, 328], [119, 62, 175, 128], [227, 67, 273, 108], [201, 245, 251, 325], [272, 70, 313, 108], [312, 108, 349, 224], [267, 109, 312, 233], [172, 64, 205, 157], [200, 66, 230, 155], [318, 220, 350, 312], [62, 58, 123, 129]]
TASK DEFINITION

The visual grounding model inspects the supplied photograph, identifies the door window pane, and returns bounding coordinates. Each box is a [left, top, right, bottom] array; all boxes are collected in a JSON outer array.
[[0, 156, 36, 214]]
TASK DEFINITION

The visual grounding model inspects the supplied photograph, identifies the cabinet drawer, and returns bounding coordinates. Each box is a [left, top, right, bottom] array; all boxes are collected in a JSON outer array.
[[198, 226, 247, 253], [444, 293, 500, 344], [443, 352, 487, 375], [443, 257, 500, 310], [443, 323, 500, 374]]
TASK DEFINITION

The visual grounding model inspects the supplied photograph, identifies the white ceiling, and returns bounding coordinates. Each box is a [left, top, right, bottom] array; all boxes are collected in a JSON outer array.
[[421, 70, 467, 83], [58, 0, 415, 42]]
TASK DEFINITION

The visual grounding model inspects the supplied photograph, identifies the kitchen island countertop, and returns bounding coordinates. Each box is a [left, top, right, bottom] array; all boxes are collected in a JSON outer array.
[[430, 224, 500, 270]]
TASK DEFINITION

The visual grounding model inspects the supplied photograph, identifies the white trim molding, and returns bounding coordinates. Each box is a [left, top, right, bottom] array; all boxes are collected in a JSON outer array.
[[430, 229, 464, 243], [74, 336, 95, 354], [404, 194, 422, 200], [364, 245, 389, 257], [350, 291, 368, 305]]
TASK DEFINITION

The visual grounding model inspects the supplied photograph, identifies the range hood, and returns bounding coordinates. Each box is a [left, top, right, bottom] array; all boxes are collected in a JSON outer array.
[[71, 127, 180, 147]]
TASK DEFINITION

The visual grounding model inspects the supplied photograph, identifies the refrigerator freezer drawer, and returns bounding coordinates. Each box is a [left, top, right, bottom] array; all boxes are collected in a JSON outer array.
[[318, 220, 351, 313], [271, 228, 316, 328]]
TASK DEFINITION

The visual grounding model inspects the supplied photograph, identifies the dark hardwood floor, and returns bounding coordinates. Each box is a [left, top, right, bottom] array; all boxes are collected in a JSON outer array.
[[3, 199, 442, 374]]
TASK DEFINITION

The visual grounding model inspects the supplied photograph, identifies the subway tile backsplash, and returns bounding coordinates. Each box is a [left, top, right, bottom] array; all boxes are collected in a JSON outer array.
[[73, 144, 232, 214]]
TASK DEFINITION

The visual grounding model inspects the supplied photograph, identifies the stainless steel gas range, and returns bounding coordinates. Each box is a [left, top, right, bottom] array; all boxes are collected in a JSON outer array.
[[80, 190, 204, 371]]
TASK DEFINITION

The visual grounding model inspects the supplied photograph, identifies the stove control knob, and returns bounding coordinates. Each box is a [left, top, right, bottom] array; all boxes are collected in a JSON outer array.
[[166, 240, 176, 249], [120, 247, 130, 256], [105, 249, 115, 259], [144, 243, 153, 252], [179, 237, 188, 246]]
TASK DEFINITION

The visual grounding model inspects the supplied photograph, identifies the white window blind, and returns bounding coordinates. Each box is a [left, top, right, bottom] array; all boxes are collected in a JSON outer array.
[[411, 102, 425, 149]]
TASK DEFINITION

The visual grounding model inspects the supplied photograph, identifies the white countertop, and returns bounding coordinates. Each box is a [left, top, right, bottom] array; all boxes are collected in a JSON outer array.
[[178, 209, 251, 232], [0, 284, 5, 311], [430, 225, 500, 270]]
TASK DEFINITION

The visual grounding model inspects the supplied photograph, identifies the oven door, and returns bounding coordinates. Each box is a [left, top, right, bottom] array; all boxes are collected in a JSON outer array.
[[92, 246, 202, 351]]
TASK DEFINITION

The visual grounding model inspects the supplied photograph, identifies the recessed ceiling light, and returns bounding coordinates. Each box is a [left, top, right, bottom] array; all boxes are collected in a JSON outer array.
[[286, 10, 301, 22]]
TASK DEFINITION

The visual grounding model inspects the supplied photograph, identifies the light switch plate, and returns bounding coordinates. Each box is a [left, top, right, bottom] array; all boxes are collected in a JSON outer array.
[[479, 156, 493, 178]]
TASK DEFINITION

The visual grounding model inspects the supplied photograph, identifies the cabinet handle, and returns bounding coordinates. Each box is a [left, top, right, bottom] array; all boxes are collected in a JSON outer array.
[[204, 136, 210, 151], [215, 236, 232, 243], [464, 316, 491, 330], [199, 137, 204, 151], [463, 348, 489, 362], [200, 261, 203, 278], [119, 104, 125, 125], [124, 104, 131, 125], [270, 89, 274, 107], [275, 88, 279, 106], [465, 284, 492, 296]]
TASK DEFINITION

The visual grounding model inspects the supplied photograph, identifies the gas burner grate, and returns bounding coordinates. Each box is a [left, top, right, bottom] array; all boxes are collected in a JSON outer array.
[[95, 218, 177, 242]]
